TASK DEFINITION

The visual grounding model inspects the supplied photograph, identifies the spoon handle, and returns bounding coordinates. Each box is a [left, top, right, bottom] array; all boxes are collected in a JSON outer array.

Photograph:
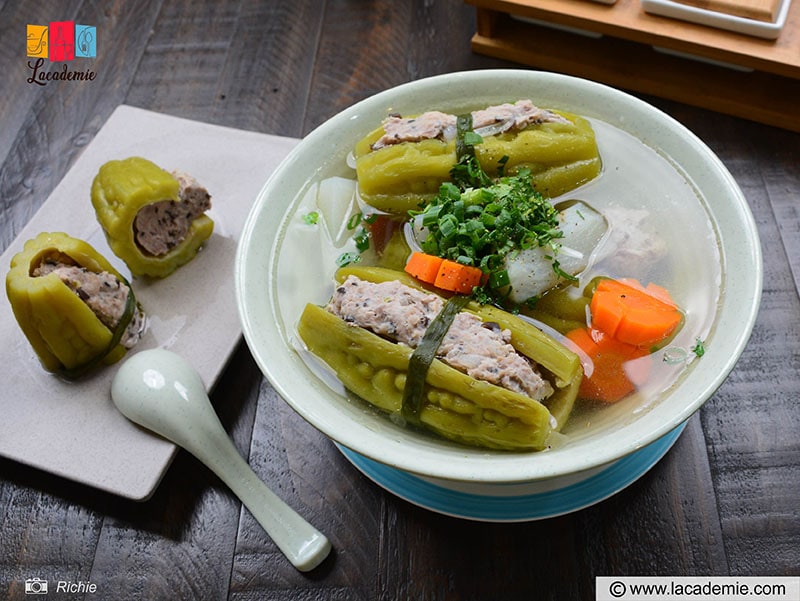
[[187, 422, 331, 572], [110, 348, 331, 571]]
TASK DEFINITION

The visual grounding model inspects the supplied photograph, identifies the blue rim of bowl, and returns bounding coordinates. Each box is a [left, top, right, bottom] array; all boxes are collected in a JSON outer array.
[[337, 421, 686, 522]]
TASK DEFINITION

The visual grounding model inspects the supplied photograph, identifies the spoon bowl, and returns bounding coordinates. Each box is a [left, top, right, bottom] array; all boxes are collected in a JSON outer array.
[[111, 348, 331, 572]]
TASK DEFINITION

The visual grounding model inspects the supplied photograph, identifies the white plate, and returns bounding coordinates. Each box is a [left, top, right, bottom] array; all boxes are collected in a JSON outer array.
[[0, 106, 298, 500], [641, 0, 792, 39]]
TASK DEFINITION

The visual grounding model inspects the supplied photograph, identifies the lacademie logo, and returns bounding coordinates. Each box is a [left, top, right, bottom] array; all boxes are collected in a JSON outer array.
[[26, 20, 97, 86]]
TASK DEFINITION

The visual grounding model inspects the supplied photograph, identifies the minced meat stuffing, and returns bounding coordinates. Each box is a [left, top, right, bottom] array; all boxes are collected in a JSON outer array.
[[371, 99, 570, 150], [133, 171, 211, 257], [326, 275, 553, 401], [33, 260, 146, 348]]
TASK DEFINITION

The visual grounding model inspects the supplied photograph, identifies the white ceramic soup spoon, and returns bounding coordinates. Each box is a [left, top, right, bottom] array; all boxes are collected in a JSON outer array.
[[111, 348, 331, 572]]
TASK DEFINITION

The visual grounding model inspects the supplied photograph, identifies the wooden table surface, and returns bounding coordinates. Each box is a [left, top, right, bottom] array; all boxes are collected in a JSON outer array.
[[1, 1, 798, 599]]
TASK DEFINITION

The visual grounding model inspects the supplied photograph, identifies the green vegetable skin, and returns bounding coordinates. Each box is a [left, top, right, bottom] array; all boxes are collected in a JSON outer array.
[[353, 111, 601, 213], [91, 157, 213, 278], [297, 266, 583, 451], [5, 232, 136, 376]]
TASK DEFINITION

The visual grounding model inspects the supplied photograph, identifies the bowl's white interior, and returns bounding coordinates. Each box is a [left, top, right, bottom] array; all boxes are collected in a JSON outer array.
[[235, 70, 761, 483]]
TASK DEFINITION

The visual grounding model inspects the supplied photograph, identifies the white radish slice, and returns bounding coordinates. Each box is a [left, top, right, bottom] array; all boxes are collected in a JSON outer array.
[[505, 201, 607, 303]]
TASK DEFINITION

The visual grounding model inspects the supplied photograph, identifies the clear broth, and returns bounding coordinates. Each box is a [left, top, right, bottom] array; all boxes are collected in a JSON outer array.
[[274, 116, 723, 441]]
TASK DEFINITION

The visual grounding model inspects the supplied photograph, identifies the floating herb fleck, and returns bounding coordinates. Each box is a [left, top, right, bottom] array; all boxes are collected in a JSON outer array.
[[335, 251, 361, 267], [353, 228, 370, 253], [347, 212, 363, 230]]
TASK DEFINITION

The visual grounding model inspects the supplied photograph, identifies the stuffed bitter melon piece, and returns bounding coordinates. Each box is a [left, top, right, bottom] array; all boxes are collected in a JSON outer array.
[[5, 232, 145, 378], [297, 266, 582, 450], [353, 100, 601, 213], [337, 266, 582, 388], [91, 156, 213, 278]]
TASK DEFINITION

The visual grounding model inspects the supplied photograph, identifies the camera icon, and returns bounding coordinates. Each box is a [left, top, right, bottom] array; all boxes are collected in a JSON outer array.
[[24, 578, 48, 594]]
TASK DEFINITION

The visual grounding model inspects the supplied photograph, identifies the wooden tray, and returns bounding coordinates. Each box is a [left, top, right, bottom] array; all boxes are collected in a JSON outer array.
[[466, 0, 800, 132], [676, 0, 782, 22]]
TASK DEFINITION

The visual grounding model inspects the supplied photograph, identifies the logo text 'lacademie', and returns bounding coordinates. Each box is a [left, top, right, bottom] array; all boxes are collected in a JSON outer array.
[[26, 21, 97, 86]]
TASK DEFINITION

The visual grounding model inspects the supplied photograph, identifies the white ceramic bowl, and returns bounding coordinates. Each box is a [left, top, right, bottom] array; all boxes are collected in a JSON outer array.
[[235, 70, 761, 487]]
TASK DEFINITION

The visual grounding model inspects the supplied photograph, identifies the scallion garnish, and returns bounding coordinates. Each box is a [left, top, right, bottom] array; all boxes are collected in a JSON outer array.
[[408, 116, 567, 306], [411, 162, 563, 304], [402, 295, 471, 423], [336, 251, 361, 267], [347, 212, 362, 230]]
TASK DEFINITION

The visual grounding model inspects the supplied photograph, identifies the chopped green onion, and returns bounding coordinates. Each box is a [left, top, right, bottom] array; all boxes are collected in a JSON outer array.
[[455, 114, 474, 161], [463, 131, 483, 146], [354, 229, 370, 253], [336, 252, 361, 267], [412, 164, 562, 304], [406, 112, 568, 307], [488, 269, 510, 289], [552, 259, 579, 283], [347, 213, 362, 230], [303, 212, 319, 225], [497, 155, 509, 177]]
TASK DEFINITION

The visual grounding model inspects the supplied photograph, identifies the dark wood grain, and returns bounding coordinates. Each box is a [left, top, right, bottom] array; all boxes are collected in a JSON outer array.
[[676, 111, 800, 576], [303, 1, 507, 131], [1, 0, 166, 251], [0, 1, 798, 600]]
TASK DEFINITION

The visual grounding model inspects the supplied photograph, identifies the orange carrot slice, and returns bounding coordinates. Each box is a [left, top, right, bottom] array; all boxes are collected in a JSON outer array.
[[405, 252, 484, 294], [434, 259, 484, 294], [590, 278, 682, 347], [405, 251, 443, 284], [566, 327, 651, 403], [618, 278, 677, 308]]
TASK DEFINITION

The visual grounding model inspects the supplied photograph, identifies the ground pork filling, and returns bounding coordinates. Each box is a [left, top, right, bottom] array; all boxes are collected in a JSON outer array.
[[326, 276, 554, 401], [370, 99, 571, 150], [133, 170, 211, 256], [33, 259, 146, 349]]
